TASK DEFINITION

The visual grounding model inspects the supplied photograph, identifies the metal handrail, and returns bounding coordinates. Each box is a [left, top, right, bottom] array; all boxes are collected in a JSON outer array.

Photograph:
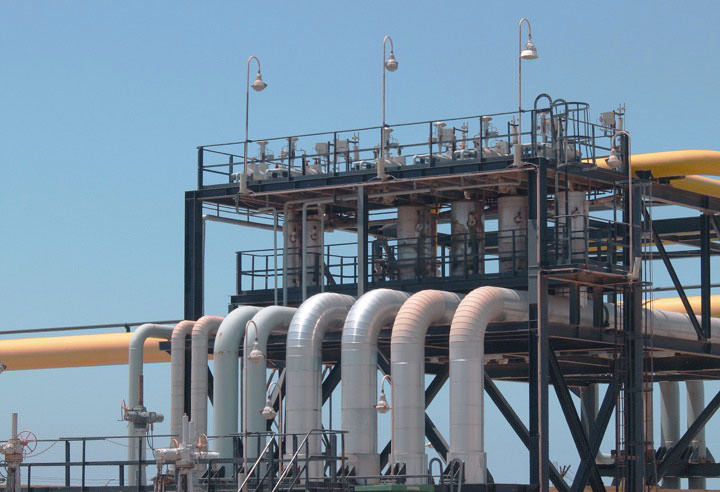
[[237, 434, 276, 492], [269, 429, 319, 492]]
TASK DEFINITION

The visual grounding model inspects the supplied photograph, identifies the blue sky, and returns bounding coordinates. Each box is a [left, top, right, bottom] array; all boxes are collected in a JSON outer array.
[[1, 0, 720, 486]]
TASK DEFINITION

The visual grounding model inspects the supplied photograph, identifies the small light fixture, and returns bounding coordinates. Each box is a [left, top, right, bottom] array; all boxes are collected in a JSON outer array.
[[520, 36, 538, 60], [385, 51, 398, 72], [248, 338, 265, 364], [251, 71, 267, 92], [606, 147, 623, 169], [260, 396, 277, 420], [374, 389, 390, 414]]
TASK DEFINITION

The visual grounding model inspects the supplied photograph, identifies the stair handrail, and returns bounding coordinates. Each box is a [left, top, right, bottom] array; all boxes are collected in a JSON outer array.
[[270, 429, 318, 492], [237, 434, 277, 492]]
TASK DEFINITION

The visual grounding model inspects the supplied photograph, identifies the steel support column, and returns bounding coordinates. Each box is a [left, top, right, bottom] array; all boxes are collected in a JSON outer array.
[[184, 191, 204, 320], [357, 187, 368, 296], [701, 213, 711, 339], [528, 162, 550, 492]]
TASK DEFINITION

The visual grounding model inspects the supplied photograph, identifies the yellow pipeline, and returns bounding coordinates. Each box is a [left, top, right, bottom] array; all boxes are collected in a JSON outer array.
[[592, 150, 720, 199], [0, 333, 171, 371], [644, 295, 720, 317]]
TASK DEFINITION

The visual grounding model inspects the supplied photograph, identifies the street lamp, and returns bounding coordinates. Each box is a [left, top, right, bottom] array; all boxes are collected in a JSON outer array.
[[261, 381, 279, 421], [375, 375, 392, 414], [380, 35, 398, 179], [240, 55, 267, 194], [516, 18, 538, 166]]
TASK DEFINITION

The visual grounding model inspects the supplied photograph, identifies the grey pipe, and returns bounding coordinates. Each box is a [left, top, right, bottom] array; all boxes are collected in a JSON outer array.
[[341, 289, 409, 479], [391, 290, 462, 482], [127, 323, 174, 486], [190, 315, 224, 439], [211, 306, 261, 468], [660, 381, 681, 489], [286, 292, 355, 479], [686, 380, 707, 489], [170, 320, 195, 440], [244, 306, 296, 459]]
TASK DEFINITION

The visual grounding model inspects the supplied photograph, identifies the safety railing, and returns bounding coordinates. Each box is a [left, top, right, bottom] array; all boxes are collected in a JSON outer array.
[[197, 100, 616, 188]]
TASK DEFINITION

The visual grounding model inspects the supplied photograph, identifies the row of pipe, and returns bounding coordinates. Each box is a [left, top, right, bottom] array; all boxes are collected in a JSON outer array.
[[125, 287, 720, 486]]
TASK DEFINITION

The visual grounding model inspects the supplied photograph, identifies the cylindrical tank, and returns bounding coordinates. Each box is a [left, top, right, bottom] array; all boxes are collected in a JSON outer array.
[[304, 216, 324, 286], [497, 195, 528, 273], [450, 201, 484, 276], [397, 205, 435, 279], [557, 191, 589, 263], [284, 210, 301, 288]]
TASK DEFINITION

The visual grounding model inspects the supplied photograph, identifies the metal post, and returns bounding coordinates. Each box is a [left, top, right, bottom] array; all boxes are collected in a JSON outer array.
[[357, 187, 368, 296], [701, 213, 711, 338], [184, 191, 204, 320], [65, 440, 71, 487]]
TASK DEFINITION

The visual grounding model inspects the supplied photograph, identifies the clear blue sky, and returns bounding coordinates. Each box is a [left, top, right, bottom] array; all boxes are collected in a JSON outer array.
[[1, 0, 719, 486]]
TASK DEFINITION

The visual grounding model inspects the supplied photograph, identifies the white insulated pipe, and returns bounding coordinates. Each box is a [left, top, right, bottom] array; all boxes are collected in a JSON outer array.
[[286, 292, 355, 478], [687, 380, 707, 489], [390, 290, 462, 482], [190, 315, 224, 440], [127, 323, 174, 486], [341, 289, 410, 479], [212, 306, 261, 466], [244, 306, 296, 458], [170, 320, 195, 440], [660, 381, 681, 489]]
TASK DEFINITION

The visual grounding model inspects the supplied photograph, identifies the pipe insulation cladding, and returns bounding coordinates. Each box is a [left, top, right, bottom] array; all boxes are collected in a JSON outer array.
[[390, 289, 462, 483], [285, 292, 355, 479], [189, 316, 224, 439], [170, 320, 195, 440], [211, 306, 261, 466], [341, 289, 410, 480]]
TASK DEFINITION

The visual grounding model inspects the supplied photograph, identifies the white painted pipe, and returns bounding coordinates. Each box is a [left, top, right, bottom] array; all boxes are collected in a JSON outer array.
[[212, 306, 261, 468], [190, 315, 224, 440], [660, 381, 681, 489], [285, 292, 355, 479], [244, 306, 296, 458], [170, 320, 195, 440], [341, 289, 409, 479], [391, 290, 462, 483], [127, 323, 174, 486], [686, 380, 707, 489]]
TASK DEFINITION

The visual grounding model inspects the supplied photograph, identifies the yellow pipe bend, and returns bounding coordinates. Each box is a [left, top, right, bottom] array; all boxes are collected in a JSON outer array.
[[644, 295, 720, 318]]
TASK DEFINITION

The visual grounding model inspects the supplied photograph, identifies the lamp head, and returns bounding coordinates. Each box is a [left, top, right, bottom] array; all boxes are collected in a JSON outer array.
[[251, 71, 267, 92], [520, 36, 538, 60], [385, 51, 398, 72], [606, 147, 623, 170], [248, 339, 265, 364], [260, 397, 277, 420], [374, 389, 391, 414]]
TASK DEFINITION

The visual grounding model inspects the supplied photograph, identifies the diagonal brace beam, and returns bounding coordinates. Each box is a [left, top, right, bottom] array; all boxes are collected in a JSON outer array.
[[548, 351, 606, 492], [322, 362, 342, 403], [485, 375, 570, 492], [571, 379, 617, 492], [644, 207, 705, 340], [655, 388, 720, 482]]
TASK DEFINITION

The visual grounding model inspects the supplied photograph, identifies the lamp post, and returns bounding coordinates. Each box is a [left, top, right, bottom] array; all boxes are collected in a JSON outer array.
[[375, 374, 393, 468], [516, 18, 538, 166], [242, 319, 263, 489], [240, 56, 268, 194], [380, 35, 398, 179]]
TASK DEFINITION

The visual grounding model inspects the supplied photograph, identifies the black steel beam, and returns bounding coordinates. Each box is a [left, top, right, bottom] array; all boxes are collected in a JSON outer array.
[[701, 213, 711, 339], [644, 206, 705, 340], [654, 388, 720, 483], [184, 191, 204, 320], [321, 363, 341, 404], [571, 379, 617, 492], [548, 351, 605, 492], [357, 187, 368, 296], [484, 376, 570, 492]]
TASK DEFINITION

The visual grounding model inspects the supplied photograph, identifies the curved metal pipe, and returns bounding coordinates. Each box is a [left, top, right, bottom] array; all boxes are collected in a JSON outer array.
[[170, 320, 195, 440], [686, 380, 707, 489], [341, 289, 409, 479], [286, 293, 355, 478], [244, 306, 296, 458], [660, 381, 681, 489], [127, 323, 174, 486], [212, 306, 261, 466], [390, 290, 462, 482], [190, 315, 224, 439]]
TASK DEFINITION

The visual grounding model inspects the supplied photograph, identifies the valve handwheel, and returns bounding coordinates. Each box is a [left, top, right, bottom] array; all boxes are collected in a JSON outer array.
[[16, 430, 37, 455]]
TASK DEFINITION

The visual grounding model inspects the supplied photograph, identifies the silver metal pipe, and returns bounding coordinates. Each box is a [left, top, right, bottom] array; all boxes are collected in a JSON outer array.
[[341, 289, 409, 479], [170, 320, 195, 440], [660, 381, 681, 489], [686, 380, 707, 489], [127, 323, 174, 486], [211, 306, 261, 471], [285, 293, 355, 479], [189, 316, 224, 440], [390, 290, 462, 482]]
